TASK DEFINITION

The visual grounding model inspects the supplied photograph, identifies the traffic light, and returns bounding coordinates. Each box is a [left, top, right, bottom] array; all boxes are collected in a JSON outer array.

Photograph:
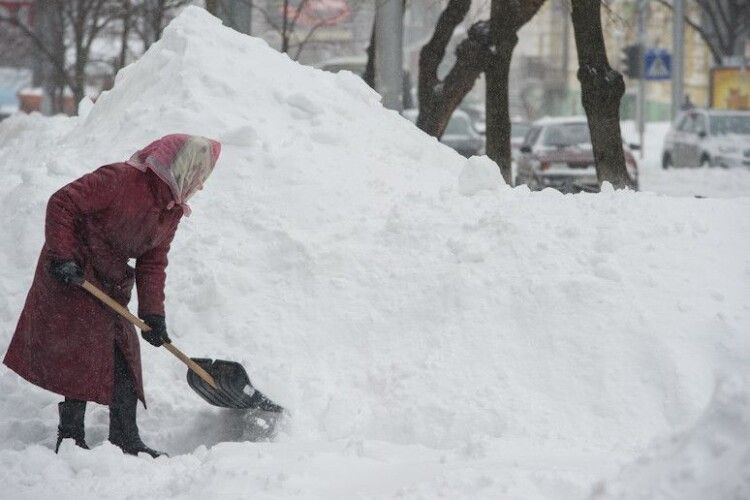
[[621, 44, 642, 78]]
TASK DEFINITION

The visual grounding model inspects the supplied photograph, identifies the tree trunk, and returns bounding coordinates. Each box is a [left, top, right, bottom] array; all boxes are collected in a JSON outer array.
[[485, 0, 520, 184], [71, 2, 87, 110], [205, 0, 219, 15], [153, 0, 166, 43], [362, 18, 376, 88], [417, 0, 490, 138], [118, 0, 132, 71], [570, 0, 632, 189], [281, 0, 290, 53], [49, 1, 67, 113]]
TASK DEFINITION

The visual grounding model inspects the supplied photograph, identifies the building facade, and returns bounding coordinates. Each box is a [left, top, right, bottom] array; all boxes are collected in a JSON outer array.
[[512, 0, 715, 121]]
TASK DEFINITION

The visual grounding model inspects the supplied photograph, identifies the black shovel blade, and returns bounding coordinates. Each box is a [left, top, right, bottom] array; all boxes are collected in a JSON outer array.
[[186, 358, 284, 413]]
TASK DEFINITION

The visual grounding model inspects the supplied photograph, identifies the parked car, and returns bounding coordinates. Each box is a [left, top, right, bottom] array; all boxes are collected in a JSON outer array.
[[0, 68, 30, 122], [510, 120, 531, 159], [459, 100, 486, 134], [662, 109, 750, 168], [0, 105, 15, 122], [402, 108, 485, 158], [515, 116, 639, 193], [455, 103, 529, 159], [316, 56, 415, 109], [315, 55, 367, 75], [441, 109, 485, 157]]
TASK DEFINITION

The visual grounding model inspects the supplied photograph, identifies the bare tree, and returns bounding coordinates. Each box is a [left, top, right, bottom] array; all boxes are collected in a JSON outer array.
[[117, 0, 134, 70], [416, 0, 491, 137], [231, 0, 359, 60], [205, 0, 220, 14], [485, 0, 545, 184], [0, 0, 194, 112], [363, 18, 376, 87], [0, 11, 33, 68], [655, 0, 750, 64], [571, 0, 632, 189], [129, 0, 192, 51], [64, 1, 120, 103], [0, 0, 117, 111], [415, 0, 545, 185]]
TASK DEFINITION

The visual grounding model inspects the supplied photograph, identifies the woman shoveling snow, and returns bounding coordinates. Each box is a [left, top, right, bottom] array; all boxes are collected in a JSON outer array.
[[3, 134, 221, 458]]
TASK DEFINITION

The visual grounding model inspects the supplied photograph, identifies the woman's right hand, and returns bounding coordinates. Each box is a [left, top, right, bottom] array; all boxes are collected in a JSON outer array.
[[141, 315, 171, 347], [50, 260, 84, 286]]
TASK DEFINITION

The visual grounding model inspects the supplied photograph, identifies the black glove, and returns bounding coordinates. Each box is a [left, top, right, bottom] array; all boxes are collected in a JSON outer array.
[[50, 260, 84, 286], [141, 314, 171, 347]]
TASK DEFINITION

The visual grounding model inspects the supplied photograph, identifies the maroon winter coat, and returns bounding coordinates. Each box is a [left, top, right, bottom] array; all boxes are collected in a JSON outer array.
[[3, 163, 182, 405]]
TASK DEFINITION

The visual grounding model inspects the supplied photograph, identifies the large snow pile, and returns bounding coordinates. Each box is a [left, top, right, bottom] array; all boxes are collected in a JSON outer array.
[[592, 374, 750, 500], [1, 7, 749, 498]]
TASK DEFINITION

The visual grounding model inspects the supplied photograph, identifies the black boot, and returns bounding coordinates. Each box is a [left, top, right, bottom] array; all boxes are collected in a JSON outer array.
[[109, 404, 166, 458], [55, 399, 89, 453], [108, 345, 166, 458]]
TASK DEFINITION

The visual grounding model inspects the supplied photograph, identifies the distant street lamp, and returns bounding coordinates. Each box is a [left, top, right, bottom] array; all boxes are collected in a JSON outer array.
[[375, 0, 403, 111], [671, 0, 684, 120]]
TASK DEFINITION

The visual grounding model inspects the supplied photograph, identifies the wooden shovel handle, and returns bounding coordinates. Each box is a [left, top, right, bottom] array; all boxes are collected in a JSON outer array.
[[80, 280, 218, 389]]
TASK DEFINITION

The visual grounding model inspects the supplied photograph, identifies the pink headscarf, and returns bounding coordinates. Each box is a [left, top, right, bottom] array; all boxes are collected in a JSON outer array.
[[126, 134, 221, 216]]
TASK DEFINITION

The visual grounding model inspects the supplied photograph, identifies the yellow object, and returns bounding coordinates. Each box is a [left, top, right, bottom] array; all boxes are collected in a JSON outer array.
[[711, 68, 750, 110]]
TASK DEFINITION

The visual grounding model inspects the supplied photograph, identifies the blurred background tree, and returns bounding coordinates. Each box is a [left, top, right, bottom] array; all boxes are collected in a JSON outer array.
[[0, 0, 190, 113], [656, 0, 750, 65]]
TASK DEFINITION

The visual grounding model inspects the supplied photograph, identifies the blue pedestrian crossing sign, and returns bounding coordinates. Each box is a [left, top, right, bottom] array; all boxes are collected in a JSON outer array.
[[643, 49, 672, 80]]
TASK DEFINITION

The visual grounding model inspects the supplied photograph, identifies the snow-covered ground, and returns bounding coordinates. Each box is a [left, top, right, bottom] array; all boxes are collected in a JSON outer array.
[[0, 8, 748, 499]]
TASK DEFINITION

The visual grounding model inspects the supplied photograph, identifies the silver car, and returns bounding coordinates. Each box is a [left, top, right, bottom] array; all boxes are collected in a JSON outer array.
[[402, 108, 484, 157], [662, 109, 750, 168], [440, 110, 485, 157]]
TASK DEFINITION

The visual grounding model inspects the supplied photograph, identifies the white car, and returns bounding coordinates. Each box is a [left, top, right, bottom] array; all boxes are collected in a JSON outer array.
[[662, 109, 750, 168]]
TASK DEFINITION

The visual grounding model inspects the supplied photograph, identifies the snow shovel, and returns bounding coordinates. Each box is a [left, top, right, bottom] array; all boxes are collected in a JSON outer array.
[[81, 280, 284, 413]]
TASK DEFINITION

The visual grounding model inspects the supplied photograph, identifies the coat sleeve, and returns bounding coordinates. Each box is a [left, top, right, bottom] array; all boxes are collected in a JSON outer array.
[[135, 219, 180, 317], [45, 165, 122, 261]]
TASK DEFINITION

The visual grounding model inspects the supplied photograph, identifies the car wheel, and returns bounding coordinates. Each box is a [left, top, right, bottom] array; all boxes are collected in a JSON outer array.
[[662, 153, 672, 169]]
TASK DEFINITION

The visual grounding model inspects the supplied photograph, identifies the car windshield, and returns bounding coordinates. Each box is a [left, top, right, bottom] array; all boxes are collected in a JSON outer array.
[[511, 123, 530, 138], [542, 123, 591, 147], [709, 114, 750, 136]]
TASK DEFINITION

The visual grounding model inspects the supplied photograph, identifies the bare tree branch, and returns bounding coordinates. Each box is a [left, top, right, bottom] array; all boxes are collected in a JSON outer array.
[[292, 19, 329, 60], [658, 0, 749, 63], [0, 12, 75, 91], [418, 0, 472, 110]]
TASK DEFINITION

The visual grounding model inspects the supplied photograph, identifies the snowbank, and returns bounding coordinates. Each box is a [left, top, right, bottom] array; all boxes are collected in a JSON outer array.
[[592, 374, 750, 500], [1, 7, 749, 498]]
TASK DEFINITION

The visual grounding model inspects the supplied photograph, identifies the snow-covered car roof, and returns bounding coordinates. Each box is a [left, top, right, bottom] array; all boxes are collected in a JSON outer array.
[[315, 56, 368, 74], [693, 108, 750, 116], [401, 108, 418, 123], [0, 104, 18, 114], [532, 115, 588, 126], [315, 55, 367, 68], [400, 108, 473, 126]]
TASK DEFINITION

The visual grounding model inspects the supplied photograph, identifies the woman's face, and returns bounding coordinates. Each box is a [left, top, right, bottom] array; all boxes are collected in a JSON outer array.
[[171, 137, 215, 203], [185, 179, 206, 202]]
